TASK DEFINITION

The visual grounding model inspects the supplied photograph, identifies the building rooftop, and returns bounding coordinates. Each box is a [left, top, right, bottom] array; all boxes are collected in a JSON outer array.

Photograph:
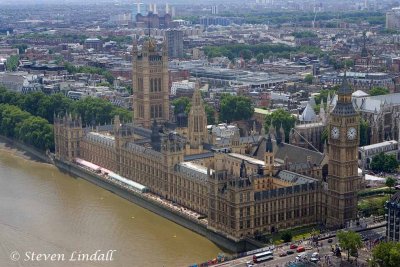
[[229, 153, 265, 166]]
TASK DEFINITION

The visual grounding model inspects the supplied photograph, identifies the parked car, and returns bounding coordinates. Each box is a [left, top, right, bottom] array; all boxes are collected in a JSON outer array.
[[296, 246, 305, 253], [290, 244, 298, 249], [287, 250, 295, 255], [327, 238, 333, 243], [279, 252, 287, 257]]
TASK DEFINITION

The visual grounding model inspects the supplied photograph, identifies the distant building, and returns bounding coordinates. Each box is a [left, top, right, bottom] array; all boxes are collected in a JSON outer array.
[[84, 38, 103, 50], [386, 192, 400, 242], [170, 80, 195, 96], [386, 7, 400, 30], [211, 5, 219, 15], [136, 12, 172, 29], [199, 17, 232, 27], [165, 29, 183, 59], [132, 2, 148, 22], [359, 140, 398, 169]]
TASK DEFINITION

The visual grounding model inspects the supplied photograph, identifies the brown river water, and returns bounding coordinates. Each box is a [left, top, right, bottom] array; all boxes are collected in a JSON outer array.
[[0, 145, 224, 267]]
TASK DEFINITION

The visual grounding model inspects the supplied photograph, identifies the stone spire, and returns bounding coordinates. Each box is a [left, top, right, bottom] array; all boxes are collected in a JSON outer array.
[[266, 134, 273, 153], [319, 99, 326, 124]]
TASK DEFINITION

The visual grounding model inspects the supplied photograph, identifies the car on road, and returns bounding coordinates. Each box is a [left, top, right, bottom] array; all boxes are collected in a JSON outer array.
[[310, 257, 319, 263], [286, 250, 295, 255], [296, 246, 305, 253], [295, 252, 306, 260], [290, 244, 298, 249], [327, 238, 333, 243], [279, 252, 287, 257]]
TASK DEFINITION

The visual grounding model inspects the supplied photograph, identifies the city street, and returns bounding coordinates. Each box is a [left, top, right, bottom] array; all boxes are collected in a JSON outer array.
[[215, 225, 387, 267]]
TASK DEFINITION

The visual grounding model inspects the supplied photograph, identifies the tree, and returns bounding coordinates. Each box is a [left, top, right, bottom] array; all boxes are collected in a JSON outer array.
[[256, 53, 264, 64], [280, 231, 292, 242], [314, 88, 337, 105], [385, 177, 396, 192], [13, 44, 28, 54], [71, 97, 115, 126], [369, 87, 389, 96], [292, 31, 318, 38], [304, 74, 313, 84], [336, 230, 363, 261], [265, 109, 296, 142], [6, 55, 19, 71], [370, 241, 400, 267], [219, 95, 254, 122], [360, 118, 369, 146], [370, 153, 399, 173], [172, 97, 191, 115], [240, 49, 253, 61], [15, 116, 54, 151], [0, 104, 30, 137], [204, 103, 216, 125]]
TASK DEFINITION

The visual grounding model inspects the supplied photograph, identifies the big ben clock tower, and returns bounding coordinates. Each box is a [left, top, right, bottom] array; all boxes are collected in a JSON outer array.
[[326, 74, 361, 228]]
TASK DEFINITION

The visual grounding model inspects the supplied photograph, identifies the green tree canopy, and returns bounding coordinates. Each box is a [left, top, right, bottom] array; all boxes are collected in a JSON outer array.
[[240, 49, 253, 60], [219, 95, 254, 123], [371, 241, 400, 267], [369, 87, 389, 96], [0, 104, 54, 151], [265, 109, 296, 142], [336, 230, 363, 261], [280, 231, 293, 242], [304, 74, 313, 84], [64, 63, 114, 84], [203, 43, 322, 60], [0, 104, 30, 137], [385, 177, 397, 191], [204, 103, 216, 125], [314, 88, 337, 105], [6, 55, 19, 71], [0, 88, 132, 126], [370, 152, 399, 173], [256, 53, 264, 64], [172, 97, 191, 115], [292, 31, 318, 38], [15, 116, 54, 151]]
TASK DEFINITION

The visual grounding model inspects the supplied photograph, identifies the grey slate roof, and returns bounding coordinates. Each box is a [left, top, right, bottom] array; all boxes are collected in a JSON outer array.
[[252, 137, 325, 166], [277, 170, 318, 185]]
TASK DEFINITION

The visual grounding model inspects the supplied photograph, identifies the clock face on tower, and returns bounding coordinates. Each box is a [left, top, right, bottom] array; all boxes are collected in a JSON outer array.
[[331, 127, 339, 139], [347, 127, 357, 140], [331, 126, 339, 139]]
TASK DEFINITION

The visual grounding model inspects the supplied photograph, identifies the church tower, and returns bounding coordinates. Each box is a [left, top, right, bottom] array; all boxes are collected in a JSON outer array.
[[132, 39, 170, 129], [326, 74, 361, 228], [187, 88, 208, 152]]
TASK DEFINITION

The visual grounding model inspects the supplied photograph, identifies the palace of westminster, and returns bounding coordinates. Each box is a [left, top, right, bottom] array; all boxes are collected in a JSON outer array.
[[54, 40, 362, 240]]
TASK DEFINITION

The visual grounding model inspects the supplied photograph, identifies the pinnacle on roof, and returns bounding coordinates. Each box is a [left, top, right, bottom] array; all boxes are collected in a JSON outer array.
[[266, 134, 273, 153], [338, 72, 353, 95]]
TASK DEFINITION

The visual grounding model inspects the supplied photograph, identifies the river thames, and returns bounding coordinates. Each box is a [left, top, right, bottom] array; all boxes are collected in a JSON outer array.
[[0, 145, 224, 267]]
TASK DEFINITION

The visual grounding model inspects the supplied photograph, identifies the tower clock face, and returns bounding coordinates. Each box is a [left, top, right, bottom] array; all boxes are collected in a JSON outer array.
[[347, 127, 357, 140], [331, 126, 339, 139]]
